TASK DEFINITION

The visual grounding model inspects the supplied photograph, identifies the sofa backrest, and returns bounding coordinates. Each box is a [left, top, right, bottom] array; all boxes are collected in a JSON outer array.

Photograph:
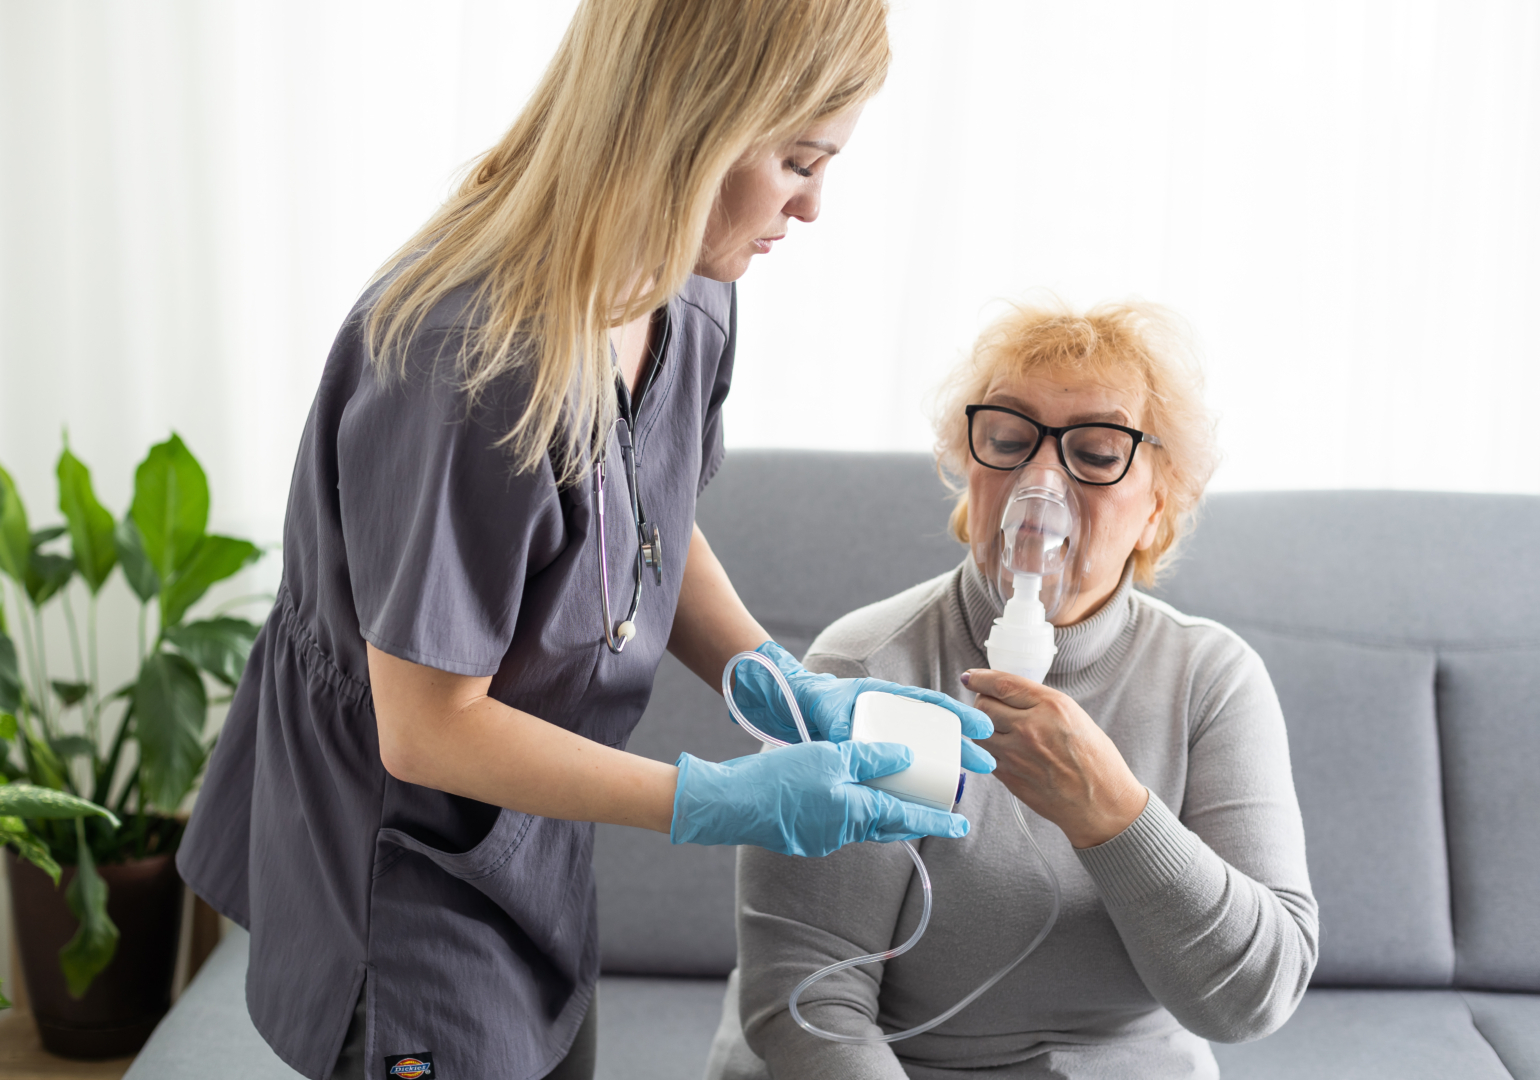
[[594, 452, 1540, 993], [1151, 490, 1540, 991]]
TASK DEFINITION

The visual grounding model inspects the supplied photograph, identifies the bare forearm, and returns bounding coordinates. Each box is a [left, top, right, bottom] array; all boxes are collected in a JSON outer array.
[[405, 698, 678, 830], [368, 524, 769, 833], [668, 523, 771, 688], [369, 643, 676, 832]]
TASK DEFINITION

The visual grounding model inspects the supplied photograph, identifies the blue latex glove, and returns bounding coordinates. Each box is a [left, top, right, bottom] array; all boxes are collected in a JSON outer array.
[[731, 641, 997, 774], [670, 741, 970, 856]]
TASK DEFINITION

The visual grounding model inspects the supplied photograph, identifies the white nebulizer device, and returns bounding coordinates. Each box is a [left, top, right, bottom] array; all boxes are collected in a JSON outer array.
[[849, 692, 964, 811], [719, 463, 1083, 1045]]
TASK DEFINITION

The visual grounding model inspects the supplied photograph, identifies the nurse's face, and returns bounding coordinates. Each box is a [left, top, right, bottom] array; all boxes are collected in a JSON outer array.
[[695, 106, 864, 282]]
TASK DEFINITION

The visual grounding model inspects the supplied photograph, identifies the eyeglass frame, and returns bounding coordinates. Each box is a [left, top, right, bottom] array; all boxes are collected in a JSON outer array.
[[964, 403, 1163, 486]]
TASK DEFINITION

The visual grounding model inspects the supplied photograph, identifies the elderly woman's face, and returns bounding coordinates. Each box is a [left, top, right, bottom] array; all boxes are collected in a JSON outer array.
[[968, 368, 1166, 626]]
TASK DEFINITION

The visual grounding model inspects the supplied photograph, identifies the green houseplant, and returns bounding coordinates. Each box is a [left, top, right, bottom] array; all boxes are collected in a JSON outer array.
[[0, 432, 265, 1055]]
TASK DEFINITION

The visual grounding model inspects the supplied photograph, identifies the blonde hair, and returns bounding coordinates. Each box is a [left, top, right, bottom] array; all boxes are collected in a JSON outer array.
[[933, 299, 1219, 586], [367, 0, 890, 483]]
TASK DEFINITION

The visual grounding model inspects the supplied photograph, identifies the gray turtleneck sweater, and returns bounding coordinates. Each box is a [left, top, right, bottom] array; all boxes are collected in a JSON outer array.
[[705, 560, 1318, 1080]]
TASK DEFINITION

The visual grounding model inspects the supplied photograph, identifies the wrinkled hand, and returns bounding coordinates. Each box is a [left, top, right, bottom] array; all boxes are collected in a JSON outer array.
[[669, 741, 971, 857], [733, 642, 996, 773], [963, 668, 1148, 848]]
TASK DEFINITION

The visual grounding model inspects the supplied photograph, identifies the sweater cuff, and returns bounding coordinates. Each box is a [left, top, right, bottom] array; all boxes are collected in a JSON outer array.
[[1075, 791, 1199, 907]]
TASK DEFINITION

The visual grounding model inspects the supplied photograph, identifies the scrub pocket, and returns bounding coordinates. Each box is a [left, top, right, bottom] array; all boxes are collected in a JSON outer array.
[[365, 809, 598, 1079]]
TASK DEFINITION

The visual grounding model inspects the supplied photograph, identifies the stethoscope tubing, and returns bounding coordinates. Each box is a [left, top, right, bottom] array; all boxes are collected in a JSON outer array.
[[596, 417, 646, 654], [597, 327, 668, 654]]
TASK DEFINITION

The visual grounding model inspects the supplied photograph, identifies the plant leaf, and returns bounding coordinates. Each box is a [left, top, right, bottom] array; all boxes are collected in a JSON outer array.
[[31, 526, 67, 546], [25, 551, 75, 606], [60, 820, 119, 998], [134, 652, 207, 811], [51, 735, 95, 760], [0, 782, 120, 827], [57, 449, 118, 594], [51, 681, 90, 707], [0, 819, 61, 884], [23, 731, 68, 790], [0, 466, 31, 585], [113, 517, 160, 602], [0, 634, 21, 713], [0, 713, 16, 741], [158, 537, 260, 628], [165, 617, 261, 687], [130, 435, 208, 582]]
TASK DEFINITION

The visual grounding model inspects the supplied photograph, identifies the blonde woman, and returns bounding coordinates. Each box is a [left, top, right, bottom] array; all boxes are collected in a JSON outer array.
[[711, 302, 1318, 1079], [176, 3, 996, 1078]]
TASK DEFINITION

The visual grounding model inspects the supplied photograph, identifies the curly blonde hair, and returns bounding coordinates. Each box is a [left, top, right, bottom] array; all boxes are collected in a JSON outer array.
[[932, 299, 1219, 586]]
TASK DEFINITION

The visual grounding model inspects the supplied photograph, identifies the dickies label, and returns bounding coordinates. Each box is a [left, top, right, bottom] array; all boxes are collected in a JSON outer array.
[[385, 1053, 434, 1079]]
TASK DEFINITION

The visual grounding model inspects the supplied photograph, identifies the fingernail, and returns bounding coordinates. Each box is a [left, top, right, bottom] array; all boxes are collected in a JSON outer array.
[[960, 671, 973, 687]]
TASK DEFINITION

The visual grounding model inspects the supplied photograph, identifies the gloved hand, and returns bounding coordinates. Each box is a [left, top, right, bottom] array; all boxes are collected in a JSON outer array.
[[670, 741, 969, 856], [731, 641, 997, 774]]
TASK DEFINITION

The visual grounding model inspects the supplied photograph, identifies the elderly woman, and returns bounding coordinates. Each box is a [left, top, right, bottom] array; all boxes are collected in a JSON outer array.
[[706, 302, 1318, 1079]]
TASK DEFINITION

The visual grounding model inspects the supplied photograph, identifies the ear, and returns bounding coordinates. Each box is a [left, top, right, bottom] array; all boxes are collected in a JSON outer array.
[[1134, 486, 1166, 552]]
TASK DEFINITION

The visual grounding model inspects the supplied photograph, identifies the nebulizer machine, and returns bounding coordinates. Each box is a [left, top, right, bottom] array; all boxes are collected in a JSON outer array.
[[722, 459, 1086, 1044]]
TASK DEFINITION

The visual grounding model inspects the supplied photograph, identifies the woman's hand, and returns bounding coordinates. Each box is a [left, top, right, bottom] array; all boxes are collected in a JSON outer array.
[[963, 668, 1148, 848]]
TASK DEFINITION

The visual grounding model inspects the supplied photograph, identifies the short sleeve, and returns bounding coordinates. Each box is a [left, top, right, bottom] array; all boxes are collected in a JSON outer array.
[[336, 324, 565, 677], [696, 283, 736, 496]]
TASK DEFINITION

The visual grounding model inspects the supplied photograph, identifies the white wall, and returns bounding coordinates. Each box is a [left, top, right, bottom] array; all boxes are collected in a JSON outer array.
[[3, 0, 1537, 556], [0, 0, 1537, 1004]]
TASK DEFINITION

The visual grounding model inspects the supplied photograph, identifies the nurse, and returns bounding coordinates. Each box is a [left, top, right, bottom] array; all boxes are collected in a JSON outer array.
[[176, 2, 995, 1079]]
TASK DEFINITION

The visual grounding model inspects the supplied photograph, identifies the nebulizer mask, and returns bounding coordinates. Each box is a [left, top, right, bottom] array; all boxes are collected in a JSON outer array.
[[717, 463, 1080, 1045], [982, 460, 1087, 682]]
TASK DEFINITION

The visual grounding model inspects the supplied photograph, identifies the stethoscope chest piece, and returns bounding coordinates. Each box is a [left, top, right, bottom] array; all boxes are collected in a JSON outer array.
[[642, 522, 663, 585]]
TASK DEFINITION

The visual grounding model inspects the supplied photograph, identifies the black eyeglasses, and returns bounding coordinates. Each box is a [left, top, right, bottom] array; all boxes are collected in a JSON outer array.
[[965, 404, 1162, 486]]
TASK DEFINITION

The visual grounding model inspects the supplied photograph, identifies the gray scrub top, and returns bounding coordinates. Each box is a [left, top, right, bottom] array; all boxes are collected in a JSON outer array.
[[177, 275, 736, 1080]]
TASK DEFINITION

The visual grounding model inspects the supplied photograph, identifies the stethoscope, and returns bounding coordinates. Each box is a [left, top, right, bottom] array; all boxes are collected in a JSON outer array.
[[595, 323, 666, 654]]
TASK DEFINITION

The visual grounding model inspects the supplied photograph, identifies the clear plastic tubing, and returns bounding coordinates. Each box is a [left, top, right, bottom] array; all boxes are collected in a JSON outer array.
[[722, 651, 1062, 1045]]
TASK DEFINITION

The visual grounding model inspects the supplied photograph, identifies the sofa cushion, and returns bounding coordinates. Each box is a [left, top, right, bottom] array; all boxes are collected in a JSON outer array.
[[1151, 491, 1540, 646], [127, 927, 729, 1080], [1440, 650, 1540, 991], [1156, 490, 1540, 994], [691, 450, 965, 643], [1208, 990, 1512, 1080], [595, 975, 729, 1080], [1232, 629, 1453, 985], [125, 929, 302, 1079], [1462, 991, 1540, 1078]]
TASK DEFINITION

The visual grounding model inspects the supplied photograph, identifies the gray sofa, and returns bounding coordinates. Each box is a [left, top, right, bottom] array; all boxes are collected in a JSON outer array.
[[128, 450, 1540, 1079]]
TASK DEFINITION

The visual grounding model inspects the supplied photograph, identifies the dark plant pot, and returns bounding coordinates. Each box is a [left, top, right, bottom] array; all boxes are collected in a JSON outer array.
[[6, 848, 184, 1059]]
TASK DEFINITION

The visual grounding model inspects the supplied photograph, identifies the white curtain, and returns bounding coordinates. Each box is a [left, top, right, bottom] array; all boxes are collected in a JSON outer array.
[[2, 0, 1537, 544], [0, 0, 1536, 993]]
